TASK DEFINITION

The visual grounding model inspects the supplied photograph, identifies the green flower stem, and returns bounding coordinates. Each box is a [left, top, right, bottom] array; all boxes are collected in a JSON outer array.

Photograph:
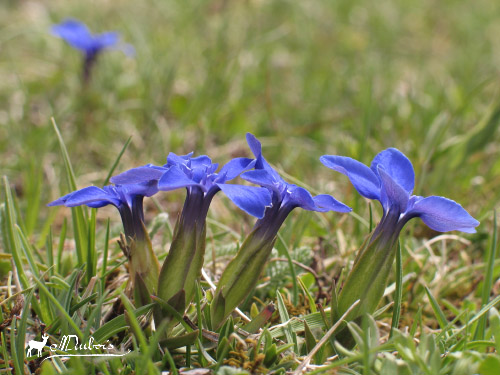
[[156, 218, 207, 319], [129, 231, 160, 299], [211, 228, 276, 329], [336, 232, 398, 322], [334, 213, 400, 346]]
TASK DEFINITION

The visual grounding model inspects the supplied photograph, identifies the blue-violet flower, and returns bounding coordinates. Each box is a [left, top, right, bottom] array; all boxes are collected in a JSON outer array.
[[320, 148, 479, 340], [111, 153, 272, 319], [210, 134, 351, 327], [51, 19, 134, 82], [48, 181, 160, 302]]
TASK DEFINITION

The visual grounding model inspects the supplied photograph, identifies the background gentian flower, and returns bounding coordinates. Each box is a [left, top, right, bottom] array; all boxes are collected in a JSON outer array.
[[51, 19, 134, 82], [112, 153, 272, 322], [48, 181, 160, 305], [320, 148, 479, 343], [210, 134, 351, 328]]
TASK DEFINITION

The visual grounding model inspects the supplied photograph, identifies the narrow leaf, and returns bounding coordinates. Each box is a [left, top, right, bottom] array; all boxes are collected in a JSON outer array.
[[390, 241, 403, 337]]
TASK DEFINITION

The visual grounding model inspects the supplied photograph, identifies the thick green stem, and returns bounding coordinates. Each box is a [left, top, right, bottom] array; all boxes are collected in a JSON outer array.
[[129, 228, 160, 302], [334, 209, 401, 346], [211, 228, 276, 329], [157, 220, 206, 314]]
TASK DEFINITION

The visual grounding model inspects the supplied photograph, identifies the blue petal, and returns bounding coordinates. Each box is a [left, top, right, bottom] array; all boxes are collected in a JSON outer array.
[[320, 155, 380, 200], [65, 186, 120, 208], [285, 186, 351, 213], [312, 194, 352, 213], [120, 181, 159, 198], [166, 152, 193, 167], [157, 166, 200, 192], [378, 168, 410, 213], [217, 158, 256, 182], [217, 184, 272, 218], [241, 169, 281, 195], [85, 200, 113, 208], [47, 191, 75, 206], [110, 165, 167, 185], [246, 133, 285, 183], [371, 148, 414, 194], [406, 196, 480, 233], [285, 185, 321, 211], [190, 155, 213, 168], [93, 31, 119, 49], [246, 133, 262, 160], [52, 19, 94, 52]]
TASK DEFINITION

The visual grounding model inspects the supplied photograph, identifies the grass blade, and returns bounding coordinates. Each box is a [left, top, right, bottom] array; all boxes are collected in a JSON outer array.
[[475, 211, 498, 340], [276, 233, 299, 305], [101, 219, 110, 295], [56, 218, 68, 275], [2, 177, 29, 288], [15, 290, 33, 368], [390, 241, 403, 338], [293, 300, 360, 375], [33, 274, 84, 339], [424, 286, 448, 330], [102, 136, 132, 186], [276, 290, 298, 353], [86, 208, 97, 284], [51, 117, 88, 266]]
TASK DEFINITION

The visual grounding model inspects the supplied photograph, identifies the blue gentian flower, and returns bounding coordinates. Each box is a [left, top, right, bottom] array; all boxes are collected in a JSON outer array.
[[111, 153, 273, 225], [51, 19, 134, 81], [320, 148, 479, 236], [319, 148, 479, 340], [241, 133, 351, 240], [111, 153, 272, 320], [210, 134, 351, 328], [48, 181, 157, 241], [48, 181, 160, 300]]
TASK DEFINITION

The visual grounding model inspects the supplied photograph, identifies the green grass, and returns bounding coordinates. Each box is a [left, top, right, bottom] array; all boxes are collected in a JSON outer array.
[[1, 0, 500, 373]]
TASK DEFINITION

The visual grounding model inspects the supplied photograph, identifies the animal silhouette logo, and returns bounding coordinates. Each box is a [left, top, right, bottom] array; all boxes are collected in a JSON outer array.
[[26, 333, 49, 358]]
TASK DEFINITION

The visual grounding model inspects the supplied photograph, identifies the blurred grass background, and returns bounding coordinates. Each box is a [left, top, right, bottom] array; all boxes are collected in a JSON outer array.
[[2, 0, 500, 372], [1, 0, 499, 239]]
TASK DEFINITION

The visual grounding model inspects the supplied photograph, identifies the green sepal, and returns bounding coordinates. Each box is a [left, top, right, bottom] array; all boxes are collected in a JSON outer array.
[[210, 229, 276, 328], [118, 222, 160, 307], [336, 230, 398, 323], [333, 230, 398, 348], [133, 222, 160, 293], [210, 289, 226, 331], [134, 272, 153, 307], [157, 219, 206, 317]]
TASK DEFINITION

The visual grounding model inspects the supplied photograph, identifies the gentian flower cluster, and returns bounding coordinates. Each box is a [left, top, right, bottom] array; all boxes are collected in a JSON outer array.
[[50, 151, 272, 317], [210, 134, 351, 328], [110, 152, 272, 319], [320, 149, 479, 339], [51, 19, 134, 82], [48, 134, 479, 338]]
